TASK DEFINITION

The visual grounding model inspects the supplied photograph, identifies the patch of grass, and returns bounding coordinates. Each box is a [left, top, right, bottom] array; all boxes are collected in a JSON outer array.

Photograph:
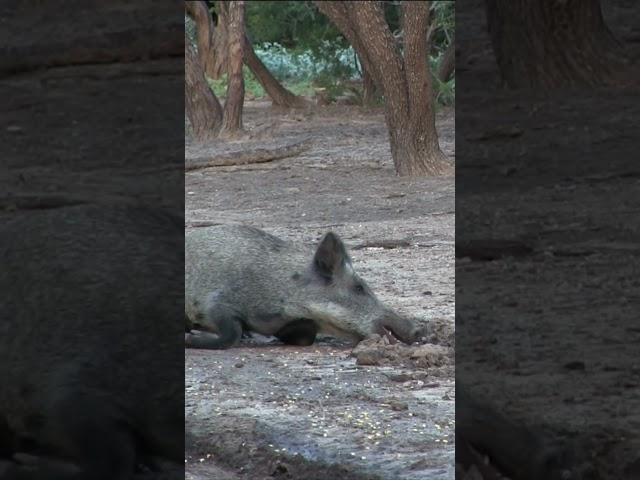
[[285, 80, 316, 97], [209, 68, 316, 101], [208, 66, 266, 99]]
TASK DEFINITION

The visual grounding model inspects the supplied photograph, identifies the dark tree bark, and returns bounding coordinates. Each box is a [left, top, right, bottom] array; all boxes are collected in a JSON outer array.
[[437, 34, 455, 83], [361, 61, 378, 106], [210, 1, 231, 80], [316, 1, 452, 176], [485, 0, 629, 88], [184, 1, 223, 79], [220, 0, 245, 136], [243, 35, 309, 109], [185, 36, 222, 141]]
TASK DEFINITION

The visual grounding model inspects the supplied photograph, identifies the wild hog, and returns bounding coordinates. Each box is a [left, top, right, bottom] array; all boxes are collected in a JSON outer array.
[[0, 204, 184, 480], [185, 225, 417, 349]]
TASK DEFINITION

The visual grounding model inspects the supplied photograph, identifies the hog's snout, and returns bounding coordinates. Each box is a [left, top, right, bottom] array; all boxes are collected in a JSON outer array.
[[373, 312, 417, 344]]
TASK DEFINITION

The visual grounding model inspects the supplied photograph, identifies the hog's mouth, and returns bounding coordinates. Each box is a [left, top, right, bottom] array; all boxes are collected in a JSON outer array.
[[380, 326, 401, 344]]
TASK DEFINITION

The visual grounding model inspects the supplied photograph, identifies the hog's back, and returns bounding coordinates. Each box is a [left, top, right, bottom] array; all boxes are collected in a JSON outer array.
[[185, 225, 306, 322]]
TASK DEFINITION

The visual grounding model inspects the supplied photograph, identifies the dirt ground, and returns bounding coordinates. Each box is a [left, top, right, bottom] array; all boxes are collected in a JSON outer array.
[[456, 1, 640, 479], [185, 103, 456, 479]]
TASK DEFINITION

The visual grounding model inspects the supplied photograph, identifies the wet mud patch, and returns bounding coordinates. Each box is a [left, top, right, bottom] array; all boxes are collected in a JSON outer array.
[[187, 416, 384, 480]]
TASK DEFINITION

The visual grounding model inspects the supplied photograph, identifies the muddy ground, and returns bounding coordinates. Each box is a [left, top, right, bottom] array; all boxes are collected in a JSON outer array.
[[185, 103, 456, 479], [456, 0, 640, 479]]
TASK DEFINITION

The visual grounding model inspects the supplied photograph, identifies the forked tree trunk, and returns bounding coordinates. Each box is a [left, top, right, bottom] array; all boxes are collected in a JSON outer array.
[[437, 34, 455, 83], [185, 38, 222, 141], [184, 1, 222, 79], [210, 1, 231, 80], [220, 1, 245, 136], [186, 0, 306, 108], [486, 0, 628, 88], [316, 1, 452, 176]]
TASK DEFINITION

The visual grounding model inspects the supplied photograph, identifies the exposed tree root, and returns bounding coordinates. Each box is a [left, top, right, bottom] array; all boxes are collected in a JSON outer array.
[[185, 138, 313, 171], [352, 239, 412, 250]]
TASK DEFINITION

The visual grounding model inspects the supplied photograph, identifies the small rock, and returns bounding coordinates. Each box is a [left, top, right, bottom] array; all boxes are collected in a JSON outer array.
[[234, 362, 245, 368], [388, 373, 412, 383], [355, 349, 382, 366], [389, 400, 409, 411], [410, 344, 449, 359]]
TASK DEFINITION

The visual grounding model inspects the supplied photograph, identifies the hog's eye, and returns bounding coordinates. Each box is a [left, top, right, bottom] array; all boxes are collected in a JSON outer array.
[[354, 284, 365, 294]]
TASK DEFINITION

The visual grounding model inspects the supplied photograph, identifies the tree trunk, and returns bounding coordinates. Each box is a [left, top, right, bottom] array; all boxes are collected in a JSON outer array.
[[485, 0, 628, 88], [185, 37, 222, 141], [437, 34, 455, 83], [316, 1, 452, 176], [361, 61, 378, 106], [220, 1, 245, 137], [243, 35, 309, 108], [185, 0, 228, 80]]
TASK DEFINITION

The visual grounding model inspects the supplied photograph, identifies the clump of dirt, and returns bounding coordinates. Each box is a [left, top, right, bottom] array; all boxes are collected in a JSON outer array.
[[415, 317, 455, 348], [352, 335, 453, 372]]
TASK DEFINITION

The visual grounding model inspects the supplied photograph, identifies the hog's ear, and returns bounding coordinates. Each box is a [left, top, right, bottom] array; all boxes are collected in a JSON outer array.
[[313, 232, 348, 281]]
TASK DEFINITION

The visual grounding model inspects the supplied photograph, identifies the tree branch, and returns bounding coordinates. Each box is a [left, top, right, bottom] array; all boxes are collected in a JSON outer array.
[[185, 1, 217, 77]]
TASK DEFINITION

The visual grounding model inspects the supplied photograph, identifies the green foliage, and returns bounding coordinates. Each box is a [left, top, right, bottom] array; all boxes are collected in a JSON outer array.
[[429, 50, 455, 106], [430, 1, 455, 105], [190, 1, 454, 105], [254, 42, 357, 83], [434, 77, 455, 107], [431, 1, 455, 52], [245, 2, 346, 53], [246, 1, 358, 84]]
